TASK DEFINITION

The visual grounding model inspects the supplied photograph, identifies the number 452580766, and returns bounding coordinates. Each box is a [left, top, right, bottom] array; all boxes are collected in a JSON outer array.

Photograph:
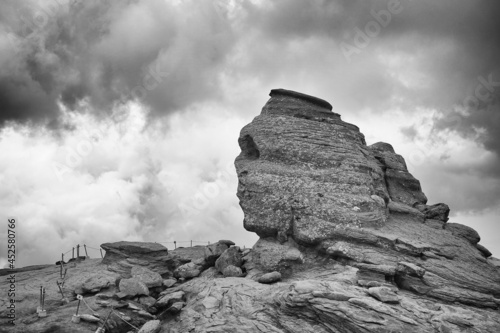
[[8, 219, 16, 265]]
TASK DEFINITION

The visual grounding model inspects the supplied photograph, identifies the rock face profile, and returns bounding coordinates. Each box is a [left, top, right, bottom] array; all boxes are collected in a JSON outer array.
[[1, 89, 499, 333]]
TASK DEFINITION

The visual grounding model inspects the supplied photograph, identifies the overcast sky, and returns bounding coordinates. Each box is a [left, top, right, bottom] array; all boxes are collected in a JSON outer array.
[[0, 0, 499, 267]]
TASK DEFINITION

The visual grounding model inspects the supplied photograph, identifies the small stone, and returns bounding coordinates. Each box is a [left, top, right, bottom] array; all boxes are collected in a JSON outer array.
[[168, 302, 185, 313], [222, 265, 243, 277], [174, 262, 202, 279], [139, 296, 157, 308], [368, 287, 399, 303], [79, 314, 100, 323], [163, 278, 177, 288], [156, 291, 185, 308], [95, 300, 110, 307], [138, 320, 161, 333], [137, 310, 156, 319], [258, 271, 281, 284], [128, 302, 142, 311]]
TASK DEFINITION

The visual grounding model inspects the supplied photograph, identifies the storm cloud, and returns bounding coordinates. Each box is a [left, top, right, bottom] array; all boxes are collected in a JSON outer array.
[[0, 0, 237, 127]]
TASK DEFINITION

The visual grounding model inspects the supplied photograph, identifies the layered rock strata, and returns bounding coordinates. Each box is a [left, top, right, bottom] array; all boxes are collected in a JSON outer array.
[[235, 89, 500, 311]]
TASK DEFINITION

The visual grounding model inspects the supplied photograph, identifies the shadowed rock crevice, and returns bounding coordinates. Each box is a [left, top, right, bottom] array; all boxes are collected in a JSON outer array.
[[238, 134, 260, 160]]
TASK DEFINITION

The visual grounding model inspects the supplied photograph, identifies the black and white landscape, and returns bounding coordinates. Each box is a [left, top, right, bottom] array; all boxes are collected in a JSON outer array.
[[0, 0, 499, 286]]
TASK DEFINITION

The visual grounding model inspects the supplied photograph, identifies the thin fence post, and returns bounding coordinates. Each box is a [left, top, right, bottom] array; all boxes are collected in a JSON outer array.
[[84, 244, 89, 258], [76, 244, 80, 258], [100, 248, 103, 258], [60, 253, 64, 277], [174, 241, 176, 249], [191, 240, 192, 247], [72, 247, 75, 259]]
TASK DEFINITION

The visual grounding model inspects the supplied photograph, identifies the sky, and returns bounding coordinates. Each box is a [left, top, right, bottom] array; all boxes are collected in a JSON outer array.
[[0, 0, 499, 267]]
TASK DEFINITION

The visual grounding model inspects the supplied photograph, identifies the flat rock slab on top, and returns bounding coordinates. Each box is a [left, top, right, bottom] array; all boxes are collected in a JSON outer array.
[[101, 241, 168, 256], [269, 88, 333, 110]]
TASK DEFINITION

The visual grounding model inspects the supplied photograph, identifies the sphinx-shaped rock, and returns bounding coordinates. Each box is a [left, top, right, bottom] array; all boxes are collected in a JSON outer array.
[[236, 88, 390, 246], [235, 89, 500, 310]]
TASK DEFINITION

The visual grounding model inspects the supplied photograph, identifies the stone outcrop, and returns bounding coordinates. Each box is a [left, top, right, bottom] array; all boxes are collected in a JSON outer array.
[[235, 89, 500, 311], [0, 241, 232, 333]]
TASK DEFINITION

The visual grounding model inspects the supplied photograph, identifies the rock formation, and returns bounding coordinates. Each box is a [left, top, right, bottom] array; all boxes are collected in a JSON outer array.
[[1, 89, 499, 333]]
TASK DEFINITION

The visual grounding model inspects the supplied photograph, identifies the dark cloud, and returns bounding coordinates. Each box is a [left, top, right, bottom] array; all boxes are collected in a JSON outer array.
[[0, 0, 236, 127]]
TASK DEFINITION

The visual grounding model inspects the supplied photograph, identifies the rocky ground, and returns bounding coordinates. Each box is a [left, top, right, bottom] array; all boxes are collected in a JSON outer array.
[[1, 89, 499, 332]]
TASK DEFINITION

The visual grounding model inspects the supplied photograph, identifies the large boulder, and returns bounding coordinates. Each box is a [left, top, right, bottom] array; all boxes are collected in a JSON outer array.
[[215, 247, 243, 273], [64, 270, 120, 295], [118, 278, 149, 297], [101, 241, 170, 277], [204, 242, 229, 266], [131, 266, 163, 288]]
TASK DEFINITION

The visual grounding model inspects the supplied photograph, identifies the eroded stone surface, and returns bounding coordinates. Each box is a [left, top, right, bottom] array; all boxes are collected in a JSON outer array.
[[131, 266, 163, 288], [235, 89, 500, 312], [119, 278, 149, 297], [215, 247, 243, 273]]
